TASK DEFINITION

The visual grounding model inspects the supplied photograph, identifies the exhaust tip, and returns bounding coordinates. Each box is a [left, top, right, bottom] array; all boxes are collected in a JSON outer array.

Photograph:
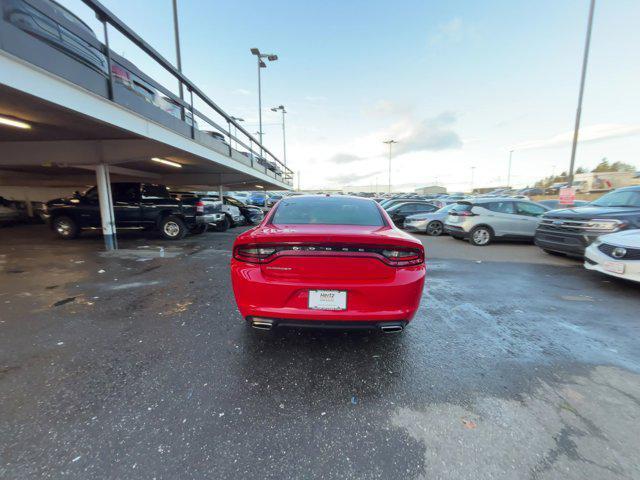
[[250, 318, 274, 330], [380, 324, 404, 334]]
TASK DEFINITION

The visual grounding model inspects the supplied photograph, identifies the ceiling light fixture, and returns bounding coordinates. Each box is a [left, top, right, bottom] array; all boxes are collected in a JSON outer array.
[[0, 115, 31, 129], [151, 157, 182, 168]]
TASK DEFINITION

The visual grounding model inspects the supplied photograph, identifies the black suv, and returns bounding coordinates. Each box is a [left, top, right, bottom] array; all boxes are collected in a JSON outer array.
[[534, 186, 640, 257], [43, 183, 223, 240]]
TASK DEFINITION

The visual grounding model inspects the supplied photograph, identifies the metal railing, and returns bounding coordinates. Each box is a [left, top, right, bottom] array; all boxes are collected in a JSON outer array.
[[82, 0, 293, 185]]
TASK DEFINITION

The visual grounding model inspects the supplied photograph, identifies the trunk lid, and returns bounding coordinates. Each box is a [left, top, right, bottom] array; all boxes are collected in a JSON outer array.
[[244, 224, 421, 282]]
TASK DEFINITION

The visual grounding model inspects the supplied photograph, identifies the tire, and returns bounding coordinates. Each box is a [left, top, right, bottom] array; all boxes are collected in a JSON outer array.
[[212, 215, 230, 232], [469, 226, 493, 246], [52, 215, 79, 239], [426, 221, 444, 236], [159, 215, 187, 240], [190, 224, 207, 235]]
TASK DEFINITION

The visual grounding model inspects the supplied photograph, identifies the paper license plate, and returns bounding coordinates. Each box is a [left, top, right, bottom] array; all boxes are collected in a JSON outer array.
[[604, 261, 624, 274], [308, 290, 347, 310]]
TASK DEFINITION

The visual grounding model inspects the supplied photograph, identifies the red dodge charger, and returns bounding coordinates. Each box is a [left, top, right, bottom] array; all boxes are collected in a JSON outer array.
[[231, 195, 426, 332]]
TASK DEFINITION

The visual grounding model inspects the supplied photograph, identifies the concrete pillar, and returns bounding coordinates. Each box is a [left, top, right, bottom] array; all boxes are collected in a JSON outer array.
[[218, 183, 224, 200], [96, 163, 117, 250]]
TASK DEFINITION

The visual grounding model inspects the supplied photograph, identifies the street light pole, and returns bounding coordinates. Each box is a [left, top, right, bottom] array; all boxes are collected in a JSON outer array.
[[271, 105, 287, 166], [507, 150, 513, 187], [250, 48, 278, 149], [171, 0, 183, 101], [383, 140, 397, 194], [257, 58, 262, 145], [568, 0, 596, 187]]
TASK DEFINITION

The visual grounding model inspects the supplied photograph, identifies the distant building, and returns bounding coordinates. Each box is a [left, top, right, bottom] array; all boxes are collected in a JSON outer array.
[[414, 185, 447, 195]]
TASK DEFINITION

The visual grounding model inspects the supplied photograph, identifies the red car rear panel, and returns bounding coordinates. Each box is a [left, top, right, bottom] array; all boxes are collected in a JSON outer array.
[[231, 203, 426, 324]]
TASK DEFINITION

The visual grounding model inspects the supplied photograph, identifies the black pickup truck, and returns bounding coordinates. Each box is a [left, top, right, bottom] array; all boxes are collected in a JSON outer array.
[[534, 186, 640, 257], [42, 183, 224, 240]]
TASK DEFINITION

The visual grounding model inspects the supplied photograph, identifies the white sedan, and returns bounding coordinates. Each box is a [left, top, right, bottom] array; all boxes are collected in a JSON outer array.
[[584, 229, 640, 283]]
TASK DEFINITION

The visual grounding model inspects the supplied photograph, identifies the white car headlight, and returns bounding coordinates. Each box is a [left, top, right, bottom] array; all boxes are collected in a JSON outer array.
[[584, 219, 626, 232]]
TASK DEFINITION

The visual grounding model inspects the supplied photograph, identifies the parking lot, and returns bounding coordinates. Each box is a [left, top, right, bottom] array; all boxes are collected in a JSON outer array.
[[1, 224, 639, 479]]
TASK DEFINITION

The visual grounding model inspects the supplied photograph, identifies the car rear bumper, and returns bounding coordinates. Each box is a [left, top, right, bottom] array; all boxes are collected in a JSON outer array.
[[403, 220, 427, 232], [231, 261, 426, 323], [246, 317, 407, 331], [198, 213, 225, 225], [444, 224, 468, 237]]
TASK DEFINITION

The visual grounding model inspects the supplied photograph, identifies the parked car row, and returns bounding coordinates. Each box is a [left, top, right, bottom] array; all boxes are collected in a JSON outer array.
[[394, 185, 640, 284], [42, 183, 270, 240]]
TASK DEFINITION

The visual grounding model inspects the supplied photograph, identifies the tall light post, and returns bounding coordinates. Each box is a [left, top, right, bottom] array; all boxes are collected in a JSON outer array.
[[171, 0, 183, 101], [383, 140, 397, 193], [568, 0, 596, 187], [507, 150, 514, 187], [250, 48, 278, 148], [271, 105, 287, 166], [230, 116, 244, 150]]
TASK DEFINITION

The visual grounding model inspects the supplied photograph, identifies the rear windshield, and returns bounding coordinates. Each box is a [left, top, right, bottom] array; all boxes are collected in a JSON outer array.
[[450, 203, 472, 213], [272, 197, 385, 226]]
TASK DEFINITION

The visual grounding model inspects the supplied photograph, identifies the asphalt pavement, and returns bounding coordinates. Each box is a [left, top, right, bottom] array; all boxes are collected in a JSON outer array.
[[1, 225, 639, 479]]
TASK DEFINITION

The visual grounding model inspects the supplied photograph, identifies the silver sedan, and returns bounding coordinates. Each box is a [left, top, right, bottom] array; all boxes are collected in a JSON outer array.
[[403, 204, 458, 236]]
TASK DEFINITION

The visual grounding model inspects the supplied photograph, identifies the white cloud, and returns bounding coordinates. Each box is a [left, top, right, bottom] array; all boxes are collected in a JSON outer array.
[[327, 171, 382, 185], [395, 112, 463, 155], [328, 153, 362, 164], [512, 124, 640, 151], [233, 88, 251, 96], [429, 18, 464, 45]]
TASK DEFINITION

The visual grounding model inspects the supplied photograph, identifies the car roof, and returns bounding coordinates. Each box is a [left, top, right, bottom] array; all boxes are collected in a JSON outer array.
[[462, 196, 534, 204]]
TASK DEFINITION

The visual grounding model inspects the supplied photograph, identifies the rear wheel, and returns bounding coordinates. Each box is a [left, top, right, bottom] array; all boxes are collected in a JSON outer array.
[[469, 226, 493, 246], [159, 215, 187, 240], [53, 216, 79, 239], [426, 221, 444, 236], [213, 215, 230, 232]]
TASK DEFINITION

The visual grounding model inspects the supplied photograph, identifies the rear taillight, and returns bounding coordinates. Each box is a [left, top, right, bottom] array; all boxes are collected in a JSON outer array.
[[234, 246, 277, 263], [111, 64, 130, 83], [196, 201, 205, 213], [454, 211, 476, 217], [381, 248, 424, 266], [233, 243, 423, 266]]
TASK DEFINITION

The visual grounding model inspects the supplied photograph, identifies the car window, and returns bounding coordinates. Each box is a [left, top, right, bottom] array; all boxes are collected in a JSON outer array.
[[112, 183, 139, 202], [450, 203, 473, 213], [398, 203, 423, 213], [516, 202, 547, 217], [590, 190, 640, 208], [44, 0, 96, 37], [141, 184, 169, 199], [272, 197, 384, 226], [225, 197, 243, 207], [484, 201, 514, 214], [84, 187, 98, 201]]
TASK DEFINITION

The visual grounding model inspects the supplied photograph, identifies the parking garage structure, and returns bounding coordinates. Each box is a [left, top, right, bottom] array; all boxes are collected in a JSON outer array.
[[0, 0, 292, 249]]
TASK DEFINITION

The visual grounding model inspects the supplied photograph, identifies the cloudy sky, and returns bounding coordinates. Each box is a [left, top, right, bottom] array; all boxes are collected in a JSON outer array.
[[63, 0, 640, 191]]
